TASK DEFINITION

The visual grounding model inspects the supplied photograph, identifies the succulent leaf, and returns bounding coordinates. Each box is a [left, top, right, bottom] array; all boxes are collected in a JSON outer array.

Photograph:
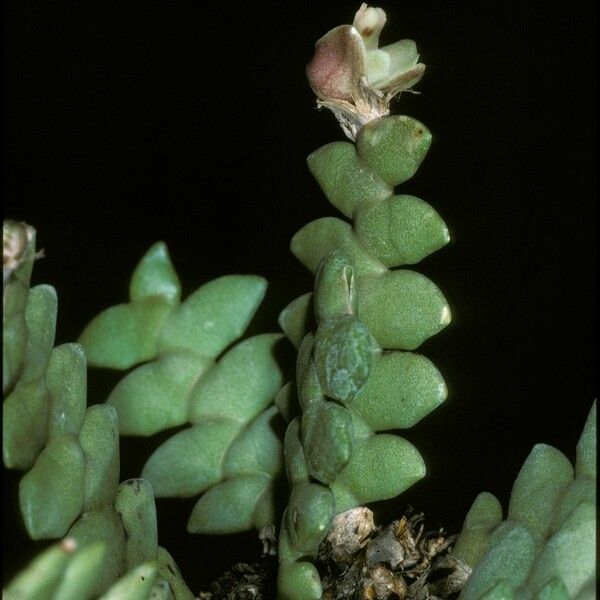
[[19, 434, 86, 539]]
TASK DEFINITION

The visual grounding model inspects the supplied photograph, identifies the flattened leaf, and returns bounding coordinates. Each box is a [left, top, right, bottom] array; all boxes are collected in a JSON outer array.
[[19, 434, 86, 539], [535, 578, 570, 600], [526, 502, 596, 599], [156, 547, 194, 600], [189, 333, 284, 425], [115, 479, 158, 570], [453, 492, 503, 568], [79, 405, 120, 510], [356, 116, 432, 186], [274, 381, 300, 424], [99, 562, 157, 600], [157, 275, 267, 358], [277, 560, 322, 600], [67, 507, 126, 595], [3, 381, 49, 471], [187, 473, 272, 534], [3, 286, 57, 469], [359, 270, 451, 349], [284, 482, 335, 554], [291, 218, 384, 278], [19, 285, 58, 383], [330, 434, 425, 512], [459, 522, 535, 600], [307, 142, 392, 218], [508, 444, 573, 545], [141, 420, 241, 497], [313, 316, 374, 403], [302, 402, 354, 484], [46, 343, 87, 441], [129, 242, 180, 304], [107, 350, 213, 436], [79, 298, 173, 370], [223, 406, 285, 477], [353, 351, 447, 430], [283, 418, 310, 484], [576, 401, 596, 479], [355, 195, 449, 267], [3, 540, 74, 600], [314, 250, 357, 322], [52, 542, 107, 600], [278, 293, 315, 349]]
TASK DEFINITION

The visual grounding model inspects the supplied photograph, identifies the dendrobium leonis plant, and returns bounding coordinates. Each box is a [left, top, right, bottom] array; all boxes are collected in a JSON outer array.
[[306, 3, 425, 140]]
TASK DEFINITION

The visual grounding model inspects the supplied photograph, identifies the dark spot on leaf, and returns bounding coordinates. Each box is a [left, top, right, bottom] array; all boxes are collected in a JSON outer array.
[[361, 27, 374, 36], [167, 563, 175, 575]]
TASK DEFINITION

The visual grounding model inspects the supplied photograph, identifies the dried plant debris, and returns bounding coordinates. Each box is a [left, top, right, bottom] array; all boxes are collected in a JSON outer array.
[[200, 508, 466, 600], [198, 557, 278, 600], [319, 507, 468, 600]]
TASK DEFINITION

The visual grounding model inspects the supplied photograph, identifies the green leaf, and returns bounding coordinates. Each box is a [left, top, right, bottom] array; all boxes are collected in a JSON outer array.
[[453, 492, 504, 568], [79, 299, 174, 370], [67, 507, 126, 595], [46, 343, 87, 441], [535, 578, 570, 600], [274, 381, 300, 424], [223, 406, 285, 477], [526, 502, 595, 599], [283, 418, 310, 484], [187, 473, 272, 534], [307, 142, 392, 218], [3, 286, 57, 470], [295, 333, 323, 412], [356, 116, 432, 186], [19, 434, 86, 539], [459, 522, 535, 600], [189, 333, 284, 425], [353, 351, 447, 430], [330, 434, 425, 512], [277, 561, 323, 600], [291, 218, 384, 278], [359, 270, 451, 349], [576, 401, 596, 479], [279, 293, 315, 349], [115, 479, 158, 570], [354, 195, 450, 267], [157, 275, 267, 358], [313, 316, 374, 403], [3, 540, 75, 600], [52, 542, 107, 600], [508, 444, 573, 545], [156, 547, 194, 600], [99, 562, 158, 600], [551, 478, 596, 533], [284, 482, 335, 555], [302, 402, 354, 484], [107, 350, 213, 436], [314, 250, 357, 322], [79, 405, 120, 510], [479, 580, 515, 600], [141, 421, 241, 497], [3, 381, 49, 470], [129, 242, 181, 304]]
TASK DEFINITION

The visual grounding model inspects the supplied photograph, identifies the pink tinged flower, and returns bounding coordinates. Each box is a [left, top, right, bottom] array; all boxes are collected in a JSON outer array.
[[306, 3, 425, 140]]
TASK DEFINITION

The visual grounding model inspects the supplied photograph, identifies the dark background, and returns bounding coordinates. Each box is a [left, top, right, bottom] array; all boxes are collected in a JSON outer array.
[[3, 0, 596, 594]]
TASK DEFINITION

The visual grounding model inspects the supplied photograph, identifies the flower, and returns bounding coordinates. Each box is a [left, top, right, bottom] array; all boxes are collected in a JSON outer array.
[[306, 3, 425, 140]]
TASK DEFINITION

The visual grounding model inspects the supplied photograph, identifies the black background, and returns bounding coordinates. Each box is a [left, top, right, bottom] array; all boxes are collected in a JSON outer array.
[[3, 0, 597, 594]]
